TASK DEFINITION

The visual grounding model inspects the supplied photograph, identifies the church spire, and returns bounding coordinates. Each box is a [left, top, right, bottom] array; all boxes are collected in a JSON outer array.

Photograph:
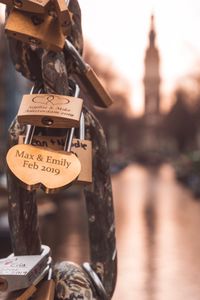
[[149, 14, 156, 47], [144, 14, 161, 116]]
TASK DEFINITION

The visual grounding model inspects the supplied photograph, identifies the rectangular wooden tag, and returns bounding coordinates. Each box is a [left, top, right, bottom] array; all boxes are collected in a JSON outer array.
[[17, 94, 83, 128], [18, 135, 92, 184]]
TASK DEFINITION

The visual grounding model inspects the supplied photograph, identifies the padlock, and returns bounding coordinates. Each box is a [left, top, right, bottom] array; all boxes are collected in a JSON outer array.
[[1, 0, 71, 34], [0, 0, 50, 14], [18, 112, 92, 184], [0, 245, 50, 293], [17, 93, 83, 129], [4, 0, 72, 51], [16, 257, 54, 300], [32, 264, 55, 300], [82, 263, 108, 300], [64, 40, 114, 108], [5, 8, 66, 51], [48, 0, 72, 36], [7, 85, 82, 193]]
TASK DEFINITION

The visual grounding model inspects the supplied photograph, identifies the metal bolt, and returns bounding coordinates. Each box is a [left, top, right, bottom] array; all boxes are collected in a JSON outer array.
[[42, 117, 54, 127], [13, 0, 23, 8], [89, 215, 96, 223]]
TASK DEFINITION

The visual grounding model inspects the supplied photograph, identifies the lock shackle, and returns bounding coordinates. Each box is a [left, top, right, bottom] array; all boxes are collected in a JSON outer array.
[[30, 84, 43, 95], [40, 244, 51, 257], [79, 112, 85, 140], [24, 125, 35, 145], [63, 83, 80, 152], [82, 263, 108, 300], [24, 84, 43, 145], [64, 39, 88, 72]]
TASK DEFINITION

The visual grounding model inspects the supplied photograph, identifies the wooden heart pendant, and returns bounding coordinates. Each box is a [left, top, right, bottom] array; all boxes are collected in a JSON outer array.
[[6, 144, 81, 193]]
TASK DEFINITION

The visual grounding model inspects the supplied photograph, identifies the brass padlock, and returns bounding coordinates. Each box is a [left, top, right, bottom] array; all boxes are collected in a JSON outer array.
[[18, 131, 93, 184], [48, 0, 72, 36], [7, 85, 82, 193], [0, 0, 50, 14], [4, 0, 72, 51], [17, 93, 83, 129], [65, 40, 114, 108], [18, 111, 92, 184], [5, 8, 66, 51]]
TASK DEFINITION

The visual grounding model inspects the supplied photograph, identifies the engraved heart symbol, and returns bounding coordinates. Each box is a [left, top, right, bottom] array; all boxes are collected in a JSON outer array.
[[6, 144, 81, 193], [32, 95, 70, 106]]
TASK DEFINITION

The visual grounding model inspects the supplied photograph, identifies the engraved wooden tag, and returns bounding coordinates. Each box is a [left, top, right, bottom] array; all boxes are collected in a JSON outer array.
[[5, 9, 66, 52], [0, 0, 50, 14], [18, 135, 92, 183], [17, 94, 83, 128], [6, 144, 81, 193]]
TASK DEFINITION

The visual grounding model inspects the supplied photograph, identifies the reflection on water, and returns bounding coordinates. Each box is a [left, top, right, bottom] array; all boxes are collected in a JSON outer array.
[[112, 164, 200, 300], [1, 164, 200, 299]]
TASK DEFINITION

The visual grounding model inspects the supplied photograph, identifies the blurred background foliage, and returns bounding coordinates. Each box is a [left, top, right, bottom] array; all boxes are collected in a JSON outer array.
[[1, 12, 200, 221]]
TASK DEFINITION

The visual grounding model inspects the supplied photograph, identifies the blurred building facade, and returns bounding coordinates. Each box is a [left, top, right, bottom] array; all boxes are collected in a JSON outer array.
[[134, 15, 165, 162], [0, 22, 28, 175]]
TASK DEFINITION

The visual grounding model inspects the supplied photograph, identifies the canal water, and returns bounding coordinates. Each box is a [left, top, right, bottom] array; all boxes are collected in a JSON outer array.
[[112, 163, 200, 300], [1, 163, 200, 299], [39, 163, 200, 299]]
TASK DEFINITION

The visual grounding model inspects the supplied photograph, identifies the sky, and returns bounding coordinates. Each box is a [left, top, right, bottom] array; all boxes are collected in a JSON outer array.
[[1, 1, 200, 115], [79, 0, 200, 115]]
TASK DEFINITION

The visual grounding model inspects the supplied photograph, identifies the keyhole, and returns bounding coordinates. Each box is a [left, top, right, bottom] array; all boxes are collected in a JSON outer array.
[[42, 117, 54, 127]]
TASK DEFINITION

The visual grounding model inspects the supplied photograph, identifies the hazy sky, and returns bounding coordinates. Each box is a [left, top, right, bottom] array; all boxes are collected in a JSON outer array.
[[79, 0, 200, 115], [1, 1, 200, 115]]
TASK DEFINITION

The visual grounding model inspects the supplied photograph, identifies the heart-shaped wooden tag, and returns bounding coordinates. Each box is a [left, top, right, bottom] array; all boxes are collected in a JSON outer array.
[[6, 144, 81, 193]]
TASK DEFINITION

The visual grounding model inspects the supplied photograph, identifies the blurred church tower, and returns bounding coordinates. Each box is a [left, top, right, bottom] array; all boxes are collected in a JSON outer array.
[[141, 14, 163, 155], [144, 14, 161, 117]]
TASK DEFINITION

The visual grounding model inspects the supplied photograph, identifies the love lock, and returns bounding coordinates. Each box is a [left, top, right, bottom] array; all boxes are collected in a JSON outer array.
[[6, 85, 82, 193], [18, 111, 92, 184], [3, 0, 71, 51], [1, 0, 50, 14], [64, 40, 114, 108], [17, 93, 83, 129], [0, 245, 50, 293]]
